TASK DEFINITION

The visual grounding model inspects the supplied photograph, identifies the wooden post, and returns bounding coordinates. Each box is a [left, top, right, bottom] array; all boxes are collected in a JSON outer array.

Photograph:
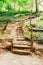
[[30, 17, 33, 52], [11, 39, 13, 51], [8, 39, 13, 51]]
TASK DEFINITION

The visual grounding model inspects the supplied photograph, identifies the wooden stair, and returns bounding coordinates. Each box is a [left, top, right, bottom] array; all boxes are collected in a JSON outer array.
[[12, 48, 32, 55], [13, 44, 31, 49], [0, 21, 31, 55]]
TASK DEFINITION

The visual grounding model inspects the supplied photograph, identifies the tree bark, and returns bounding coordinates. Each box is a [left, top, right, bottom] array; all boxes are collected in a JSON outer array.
[[3, 21, 8, 31], [35, 0, 39, 14]]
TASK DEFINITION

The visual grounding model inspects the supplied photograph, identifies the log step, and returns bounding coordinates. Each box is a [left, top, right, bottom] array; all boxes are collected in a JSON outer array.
[[17, 38, 25, 41], [13, 44, 31, 49], [12, 48, 32, 55]]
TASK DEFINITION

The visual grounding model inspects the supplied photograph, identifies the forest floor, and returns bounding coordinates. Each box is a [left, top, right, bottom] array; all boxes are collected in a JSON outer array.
[[0, 48, 43, 65]]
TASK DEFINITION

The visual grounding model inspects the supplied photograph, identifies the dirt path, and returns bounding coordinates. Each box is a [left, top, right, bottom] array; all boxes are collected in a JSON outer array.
[[0, 51, 43, 65]]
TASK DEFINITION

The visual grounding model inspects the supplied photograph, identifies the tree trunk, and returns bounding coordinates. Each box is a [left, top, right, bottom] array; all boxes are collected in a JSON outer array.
[[35, 0, 39, 14], [3, 21, 8, 31]]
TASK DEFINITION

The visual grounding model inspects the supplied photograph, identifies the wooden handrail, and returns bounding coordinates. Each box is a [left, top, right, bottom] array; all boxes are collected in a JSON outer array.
[[33, 28, 43, 32]]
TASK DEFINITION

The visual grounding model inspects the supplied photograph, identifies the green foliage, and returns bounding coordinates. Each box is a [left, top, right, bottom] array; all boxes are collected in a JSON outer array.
[[0, 10, 30, 16], [0, 0, 34, 11], [0, 1, 3, 9], [23, 15, 43, 41], [0, 0, 6, 2], [5, 2, 12, 11]]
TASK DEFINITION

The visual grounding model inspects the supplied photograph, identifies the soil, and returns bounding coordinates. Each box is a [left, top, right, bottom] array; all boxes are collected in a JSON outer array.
[[0, 48, 43, 65]]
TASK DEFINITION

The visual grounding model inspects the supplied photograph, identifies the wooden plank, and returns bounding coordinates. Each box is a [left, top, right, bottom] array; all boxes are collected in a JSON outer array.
[[33, 28, 43, 32]]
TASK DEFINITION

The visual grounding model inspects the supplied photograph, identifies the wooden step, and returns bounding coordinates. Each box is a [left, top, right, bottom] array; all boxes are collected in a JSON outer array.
[[14, 43, 30, 45], [13, 40, 30, 45], [13, 44, 31, 49], [15, 37, 25, 41], [15, 36, 24, 38], [12, 48, 32, 55], [17, 38, 25, 41], [14, 36, 29, 41]]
